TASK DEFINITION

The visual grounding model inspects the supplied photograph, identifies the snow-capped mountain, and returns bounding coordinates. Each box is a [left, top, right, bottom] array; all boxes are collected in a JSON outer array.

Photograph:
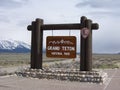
[[0, 40, 31, 53]]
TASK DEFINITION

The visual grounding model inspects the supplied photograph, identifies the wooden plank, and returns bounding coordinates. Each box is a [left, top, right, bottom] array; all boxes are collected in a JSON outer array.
[[27, 23, 98, 31], [42, 23, 82, 30]]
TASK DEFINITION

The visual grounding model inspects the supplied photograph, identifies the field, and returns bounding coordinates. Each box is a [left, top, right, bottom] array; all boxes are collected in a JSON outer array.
[[0, 53, 65, 67], [93, 54, 120, 69], [0, 53, 30, 67], [0, 53, 120, 69]]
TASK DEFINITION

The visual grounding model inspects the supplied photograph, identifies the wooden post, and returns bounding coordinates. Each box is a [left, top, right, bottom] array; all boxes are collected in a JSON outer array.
[[35, 18, 43, 69], [80, 17, 92, 71], [85, 19, 92, 71], [31, 21, 36, 69], [80, 16, 87, 71]]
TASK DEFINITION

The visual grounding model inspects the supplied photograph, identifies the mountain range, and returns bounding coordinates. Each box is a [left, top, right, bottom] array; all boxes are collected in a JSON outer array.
[[0, 40, 119, 54], [0, 40, 31, 53]]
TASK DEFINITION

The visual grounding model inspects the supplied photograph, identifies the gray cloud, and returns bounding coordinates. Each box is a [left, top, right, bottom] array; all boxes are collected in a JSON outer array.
[[86, 11, 120, 17], [0, 0, 29, 9], [76, 0, 120, 9], [93, 41, 120, 53], [76, 0, 120, 17], [0, 14, 10, 23], [17, 20, 30, 27]]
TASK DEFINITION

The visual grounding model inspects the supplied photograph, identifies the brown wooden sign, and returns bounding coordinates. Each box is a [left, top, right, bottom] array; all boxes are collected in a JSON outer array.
[[46, 36, 76, 58]]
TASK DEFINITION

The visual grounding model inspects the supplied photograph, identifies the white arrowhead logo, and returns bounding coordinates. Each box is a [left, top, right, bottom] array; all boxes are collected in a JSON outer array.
[[81, 28, 90, 38]]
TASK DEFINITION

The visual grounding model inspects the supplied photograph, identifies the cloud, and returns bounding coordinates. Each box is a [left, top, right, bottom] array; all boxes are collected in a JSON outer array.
[[0, 0, 29, 9], [76, 0, 120, 17], [0, 14, 10, 23], [16, 20, 30, 27], [76, 0, 120, 9], [86, 11, 120, 17], [93, 40, 120, 53]]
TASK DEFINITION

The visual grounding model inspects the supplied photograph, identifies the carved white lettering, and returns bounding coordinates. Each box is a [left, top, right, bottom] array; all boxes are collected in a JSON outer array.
[[64, 52, 70, 55], [62, 46, 75, 51], [51, 52, 62, 55], [47, 46, 60, 51]]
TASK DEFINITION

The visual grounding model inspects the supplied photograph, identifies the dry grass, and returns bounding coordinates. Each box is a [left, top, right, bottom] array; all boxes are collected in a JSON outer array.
[[0, 53, 120, 69], [0, 53, 30, 67], [0, 53, 65, 67], [93, 54, 120, 69]]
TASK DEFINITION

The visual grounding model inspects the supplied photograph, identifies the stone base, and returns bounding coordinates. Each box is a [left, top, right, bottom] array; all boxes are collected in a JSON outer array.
[[16, 68, 108, 83]]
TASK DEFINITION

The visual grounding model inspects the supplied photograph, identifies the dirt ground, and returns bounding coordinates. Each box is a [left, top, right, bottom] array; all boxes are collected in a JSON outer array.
[[0, 69, 120, 90]]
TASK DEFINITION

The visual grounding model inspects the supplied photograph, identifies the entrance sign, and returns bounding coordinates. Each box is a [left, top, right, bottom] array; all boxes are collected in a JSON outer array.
[[81, 28, 90, 38], [46, 36, 76, 58], [27, 16, 99, 71]]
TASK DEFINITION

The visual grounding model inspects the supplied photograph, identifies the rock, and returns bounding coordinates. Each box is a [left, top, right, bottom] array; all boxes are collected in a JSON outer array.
[[16, 68, 108, 83]]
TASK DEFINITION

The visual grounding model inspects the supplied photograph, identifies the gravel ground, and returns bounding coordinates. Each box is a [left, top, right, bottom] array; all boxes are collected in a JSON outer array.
[[0, 69, 120, 90]]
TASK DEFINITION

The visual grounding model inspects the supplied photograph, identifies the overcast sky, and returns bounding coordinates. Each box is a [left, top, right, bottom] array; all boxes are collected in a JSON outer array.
[[0, 0, 120, 53]]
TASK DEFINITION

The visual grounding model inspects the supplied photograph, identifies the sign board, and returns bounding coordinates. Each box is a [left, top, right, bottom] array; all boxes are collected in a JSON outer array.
[[81, 28, 90, 38], [46, 36, 76, 58]]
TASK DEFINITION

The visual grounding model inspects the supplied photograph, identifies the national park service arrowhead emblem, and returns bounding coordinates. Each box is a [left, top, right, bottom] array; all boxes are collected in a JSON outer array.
[[81, 28, 90, 38]]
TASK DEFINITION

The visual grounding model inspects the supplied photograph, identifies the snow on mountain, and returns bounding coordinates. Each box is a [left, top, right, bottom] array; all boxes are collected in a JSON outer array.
[[0, 40, 31, 53]]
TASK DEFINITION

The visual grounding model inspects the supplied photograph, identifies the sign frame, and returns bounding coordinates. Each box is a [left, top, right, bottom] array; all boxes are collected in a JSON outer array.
[[27, 16, 99, 71]]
